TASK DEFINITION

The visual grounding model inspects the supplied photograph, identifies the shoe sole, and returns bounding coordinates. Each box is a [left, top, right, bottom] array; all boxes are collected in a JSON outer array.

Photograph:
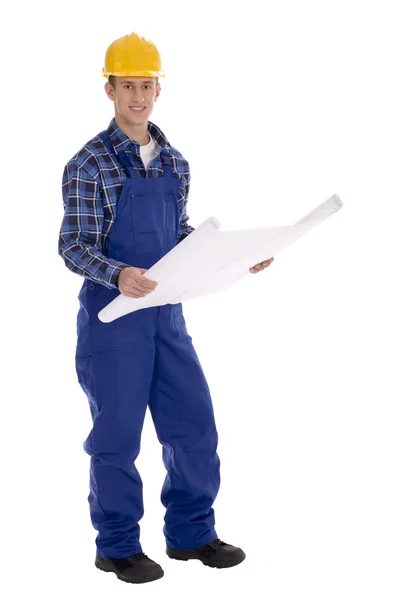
[[95, 562, 164, 584], [166, 548, 246, 569]]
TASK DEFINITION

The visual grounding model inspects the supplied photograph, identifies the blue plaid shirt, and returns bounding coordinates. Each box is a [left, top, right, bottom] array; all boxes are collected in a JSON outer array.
[[58, 117, 195, 289]]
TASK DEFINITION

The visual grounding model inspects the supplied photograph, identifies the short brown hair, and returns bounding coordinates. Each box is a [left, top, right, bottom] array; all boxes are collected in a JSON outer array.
[[108, 75, 117, 88], [107, 75, 158, 88]]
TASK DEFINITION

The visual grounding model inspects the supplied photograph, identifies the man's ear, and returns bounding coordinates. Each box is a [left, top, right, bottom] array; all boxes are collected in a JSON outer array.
[[104, 82, 115, 101]]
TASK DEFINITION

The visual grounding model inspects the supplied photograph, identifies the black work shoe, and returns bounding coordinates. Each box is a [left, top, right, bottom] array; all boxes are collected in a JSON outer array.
[[166, 538, 246, 568], [95, 551, 164, 584]]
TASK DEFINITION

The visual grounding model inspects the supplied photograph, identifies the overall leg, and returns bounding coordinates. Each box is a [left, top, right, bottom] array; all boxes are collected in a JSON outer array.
[[76, 312, 157, 559], [148, 304, 221, 550]]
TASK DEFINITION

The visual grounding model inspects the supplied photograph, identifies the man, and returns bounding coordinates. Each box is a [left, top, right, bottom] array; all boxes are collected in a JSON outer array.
[[58, 32, 274, 585]]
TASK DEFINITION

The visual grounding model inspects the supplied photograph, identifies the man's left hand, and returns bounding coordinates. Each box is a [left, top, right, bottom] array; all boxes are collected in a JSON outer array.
[[249, 257, 274, 274]]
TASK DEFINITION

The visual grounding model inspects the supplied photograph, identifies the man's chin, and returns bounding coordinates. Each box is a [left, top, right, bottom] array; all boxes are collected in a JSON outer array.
[[127, 106, 152, 119], [118, 111, 148, 125]]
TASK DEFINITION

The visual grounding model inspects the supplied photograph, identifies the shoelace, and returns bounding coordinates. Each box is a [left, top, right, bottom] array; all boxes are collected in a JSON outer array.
[[127, 552, 148, 561], [202, 539, 227, 558]]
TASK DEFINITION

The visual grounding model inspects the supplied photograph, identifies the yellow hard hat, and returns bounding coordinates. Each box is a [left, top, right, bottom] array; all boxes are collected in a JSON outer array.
[[102, 32, 164, 78]]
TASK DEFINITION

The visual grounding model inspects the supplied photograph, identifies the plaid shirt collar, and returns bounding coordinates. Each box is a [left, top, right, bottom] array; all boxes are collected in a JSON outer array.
[[106, 117, 171, 154]]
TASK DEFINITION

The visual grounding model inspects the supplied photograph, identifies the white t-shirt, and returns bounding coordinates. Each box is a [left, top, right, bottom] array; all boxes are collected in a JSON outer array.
[[139, 132, 158, 170]]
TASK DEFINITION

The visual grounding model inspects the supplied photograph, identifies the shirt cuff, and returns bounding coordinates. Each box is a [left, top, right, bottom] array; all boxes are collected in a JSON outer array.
[[107, 263, 130, 289]]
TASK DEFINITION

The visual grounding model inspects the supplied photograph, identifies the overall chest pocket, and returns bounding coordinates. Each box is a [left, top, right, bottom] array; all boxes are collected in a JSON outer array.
[[131, 193, 179, 256], [131, 193, 177, 232]]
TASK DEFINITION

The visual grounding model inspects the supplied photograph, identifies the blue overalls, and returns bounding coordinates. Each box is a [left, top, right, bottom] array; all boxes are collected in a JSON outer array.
[[75, 130, 220, 559]]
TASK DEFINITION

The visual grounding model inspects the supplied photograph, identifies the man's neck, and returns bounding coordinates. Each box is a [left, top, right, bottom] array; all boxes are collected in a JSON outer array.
[[115, 114, 150, 146]]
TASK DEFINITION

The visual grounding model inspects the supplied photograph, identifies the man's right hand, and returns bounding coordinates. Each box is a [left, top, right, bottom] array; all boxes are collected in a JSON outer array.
[[117, 267, 158, 298]]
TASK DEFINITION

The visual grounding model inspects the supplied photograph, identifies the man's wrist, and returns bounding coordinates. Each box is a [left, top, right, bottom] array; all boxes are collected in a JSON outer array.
[[111, 266, 126, 289]]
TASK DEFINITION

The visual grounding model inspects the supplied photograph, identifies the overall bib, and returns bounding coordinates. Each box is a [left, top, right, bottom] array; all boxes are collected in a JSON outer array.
[[75, 130, 220, 559]]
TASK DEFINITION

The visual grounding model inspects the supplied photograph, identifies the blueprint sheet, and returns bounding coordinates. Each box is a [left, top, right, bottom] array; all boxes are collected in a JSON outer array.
[[98, 194, 343, 323]]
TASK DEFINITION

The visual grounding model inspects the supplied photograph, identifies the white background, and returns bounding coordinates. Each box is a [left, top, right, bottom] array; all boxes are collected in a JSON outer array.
[[2, 0, 399, 598]]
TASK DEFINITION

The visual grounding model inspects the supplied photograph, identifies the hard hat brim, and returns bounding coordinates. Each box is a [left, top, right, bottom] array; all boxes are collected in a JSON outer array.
[[102, 69, 164, 78]]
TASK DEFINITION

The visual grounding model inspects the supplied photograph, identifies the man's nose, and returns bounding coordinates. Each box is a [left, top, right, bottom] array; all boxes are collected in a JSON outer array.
[[131, 91, 145, 103]]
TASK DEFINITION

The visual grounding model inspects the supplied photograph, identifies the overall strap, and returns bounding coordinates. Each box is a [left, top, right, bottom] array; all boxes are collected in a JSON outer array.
[[159, 150, 174, 176], [98, 130, 135, 178]]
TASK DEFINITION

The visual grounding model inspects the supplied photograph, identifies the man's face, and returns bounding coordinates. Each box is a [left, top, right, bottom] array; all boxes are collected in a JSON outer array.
[[104, 76, 161, 124]]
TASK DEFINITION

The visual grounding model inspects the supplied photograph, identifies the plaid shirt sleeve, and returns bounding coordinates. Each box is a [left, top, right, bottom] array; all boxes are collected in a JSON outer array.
[[58, 159, 131, 289], [177, 167, 195, 244]]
